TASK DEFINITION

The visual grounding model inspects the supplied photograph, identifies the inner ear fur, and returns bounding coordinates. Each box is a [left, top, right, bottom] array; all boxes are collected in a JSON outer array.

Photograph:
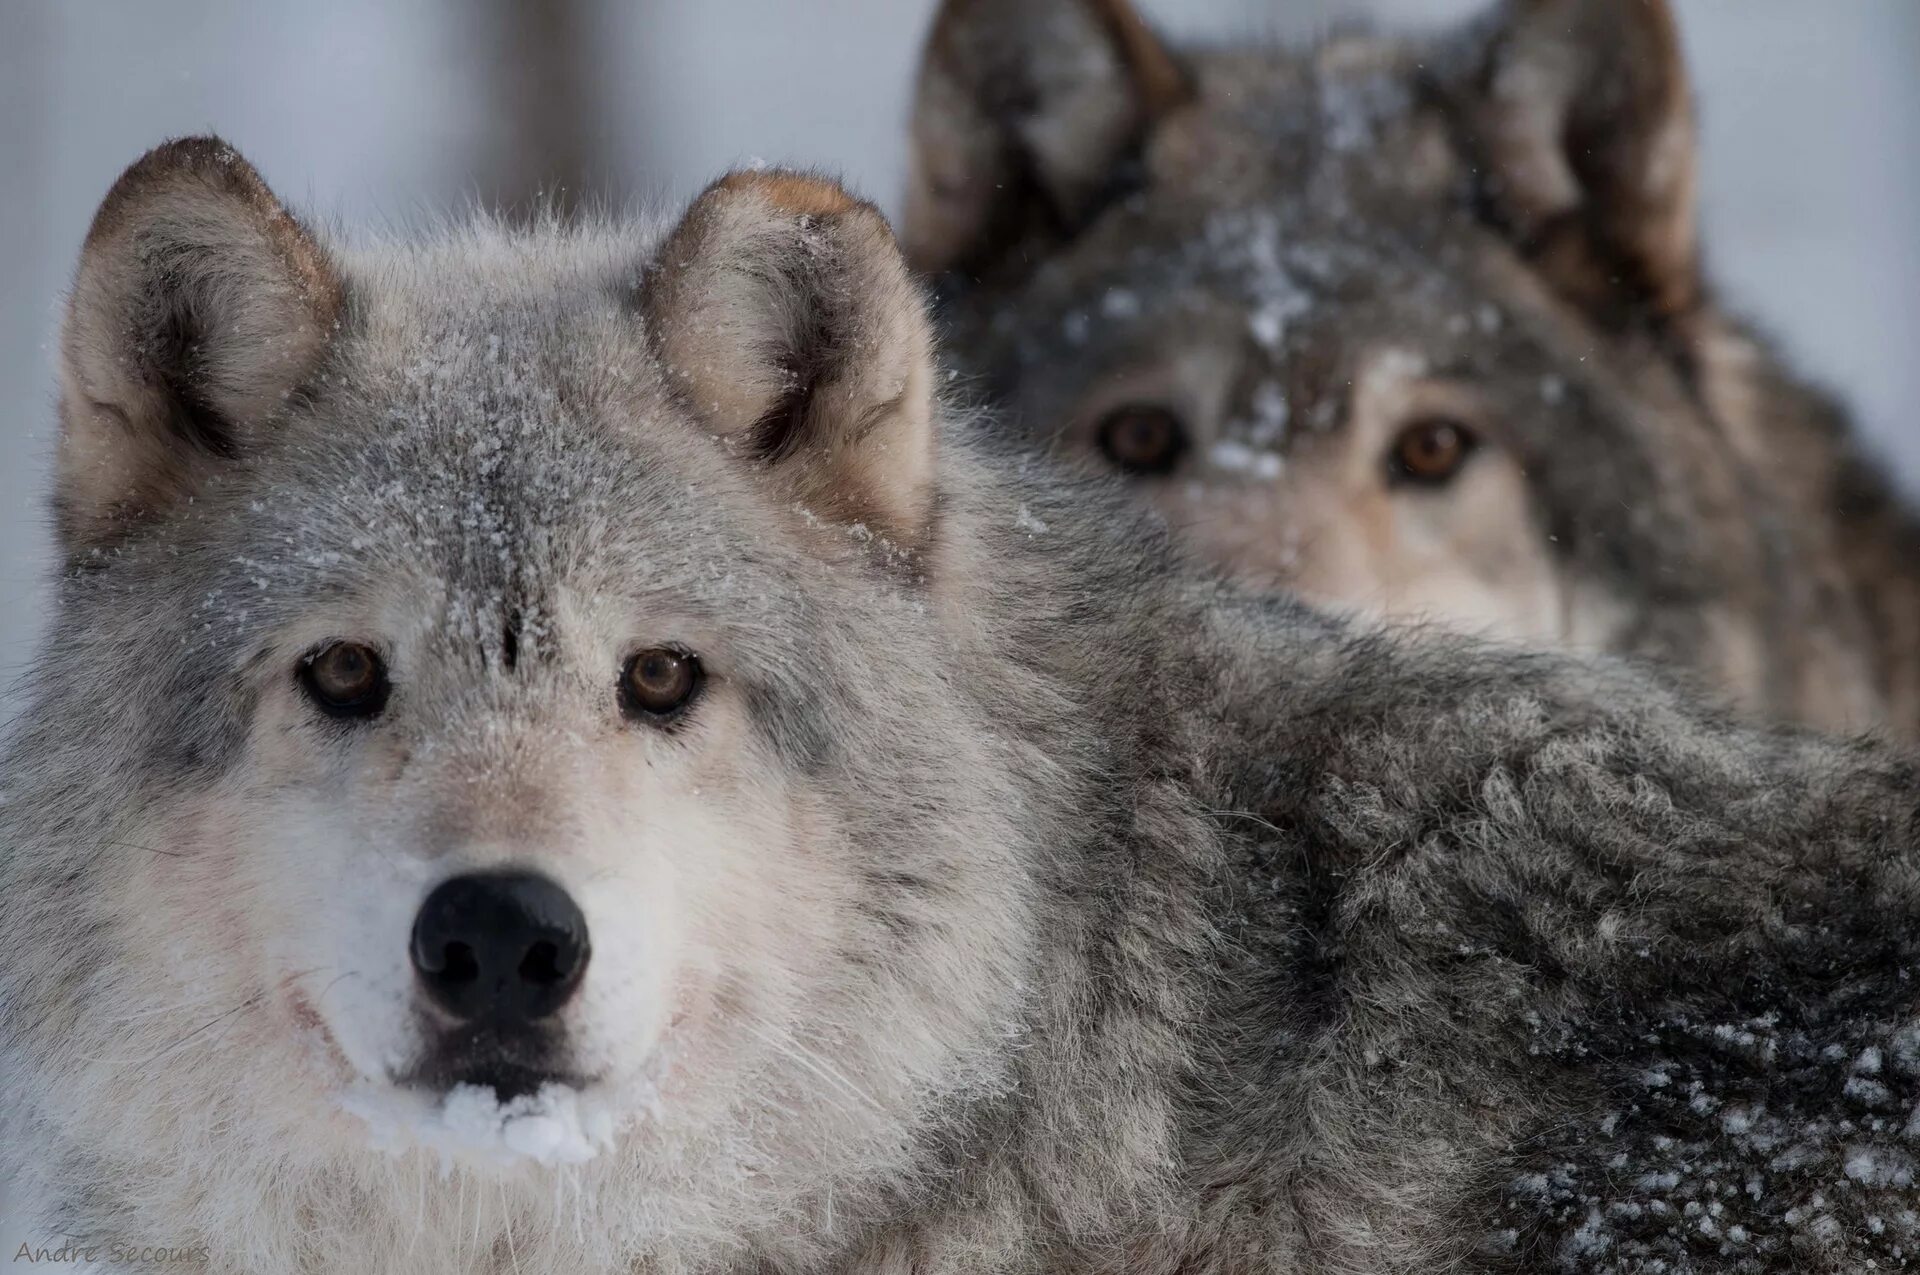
[[902, 0, 1191, 280], [1454, 0, 1699, 322], [59, 136, 342, 555], [644, 170, 938, 546]]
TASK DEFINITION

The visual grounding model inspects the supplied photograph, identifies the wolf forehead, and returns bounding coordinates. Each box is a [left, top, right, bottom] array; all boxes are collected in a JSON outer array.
[[147, 277, 740, 640], [288, 252, 677, 496], [1158, 36, 1455, 194], [944, 42, 1524, 368], [93, 254, 741, 578], [1011, 198, 1489, 344], [315, 226, 700, 462]]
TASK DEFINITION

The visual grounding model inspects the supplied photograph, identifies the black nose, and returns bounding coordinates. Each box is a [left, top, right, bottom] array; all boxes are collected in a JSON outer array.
[[410, 872, 590, 1024]]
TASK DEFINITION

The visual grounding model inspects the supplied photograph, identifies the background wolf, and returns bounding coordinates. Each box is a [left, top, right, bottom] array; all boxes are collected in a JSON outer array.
[[7, 138, 1920, 1272], [906, 0, 1920, 739]]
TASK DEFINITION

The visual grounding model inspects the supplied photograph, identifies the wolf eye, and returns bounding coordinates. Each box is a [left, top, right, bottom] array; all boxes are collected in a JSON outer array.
[[299, 642, 390, 719], [1388, 417, 1477, 486], [1095, 404, 1188, 476], [621, 648, 702, 721]]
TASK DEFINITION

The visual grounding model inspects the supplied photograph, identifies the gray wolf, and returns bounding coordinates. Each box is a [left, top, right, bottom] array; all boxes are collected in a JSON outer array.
[[905, 0, 1920, 737], [6, 137, 1920, 1272]]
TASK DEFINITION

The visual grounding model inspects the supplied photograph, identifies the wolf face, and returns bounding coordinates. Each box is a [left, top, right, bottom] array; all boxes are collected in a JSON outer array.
[[3, 143, 1039, 1264], [908, 0, 1899, 732]]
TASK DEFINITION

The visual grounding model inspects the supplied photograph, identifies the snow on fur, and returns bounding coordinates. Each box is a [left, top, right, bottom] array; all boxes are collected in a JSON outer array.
[[341, 1082, 618, 1171]]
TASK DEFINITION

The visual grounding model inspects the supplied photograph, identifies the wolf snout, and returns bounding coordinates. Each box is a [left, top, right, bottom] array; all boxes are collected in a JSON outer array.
[[409, 872, 591, 1024]]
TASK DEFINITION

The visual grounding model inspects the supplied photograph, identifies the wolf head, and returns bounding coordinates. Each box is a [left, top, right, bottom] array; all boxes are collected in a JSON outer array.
[[4, 140, 1050, 1262], [908, 0, 1881, 727]]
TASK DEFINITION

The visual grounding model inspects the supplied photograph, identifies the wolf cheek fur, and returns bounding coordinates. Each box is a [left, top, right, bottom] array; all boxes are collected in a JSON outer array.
[[909, 0, 1920, 739], [6, 140, 1920, 1272]]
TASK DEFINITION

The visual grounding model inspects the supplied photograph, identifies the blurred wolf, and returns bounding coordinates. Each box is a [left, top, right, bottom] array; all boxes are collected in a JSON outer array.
[[906, 0, 1920, 737], [7, 138, 1920, 1273]]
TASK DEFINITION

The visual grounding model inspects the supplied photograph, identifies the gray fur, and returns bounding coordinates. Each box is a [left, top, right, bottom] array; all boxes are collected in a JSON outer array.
[[4, 140, 1920, 1273]]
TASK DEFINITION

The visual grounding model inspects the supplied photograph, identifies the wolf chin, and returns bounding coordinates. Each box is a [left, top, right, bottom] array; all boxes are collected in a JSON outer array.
[[5, 139, 1920, 1272], [907, 0, 1920, 739]]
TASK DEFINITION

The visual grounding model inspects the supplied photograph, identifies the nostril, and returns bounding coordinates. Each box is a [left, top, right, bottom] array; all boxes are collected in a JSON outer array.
[[439, 941, 480, 985], [518, 939, 566, 987]]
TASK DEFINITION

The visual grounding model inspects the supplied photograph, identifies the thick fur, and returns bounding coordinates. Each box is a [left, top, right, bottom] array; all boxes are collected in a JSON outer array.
[[7, 142, 1920, 1273], [909, 0, 1920, 738]]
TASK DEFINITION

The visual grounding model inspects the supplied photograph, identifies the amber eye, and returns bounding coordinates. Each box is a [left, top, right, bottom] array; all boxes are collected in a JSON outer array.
[[1095, 404, 1189, 476], [299, 641, 390, 719], [621, 648, 702, 721], [1388, 417, 1478, 486]]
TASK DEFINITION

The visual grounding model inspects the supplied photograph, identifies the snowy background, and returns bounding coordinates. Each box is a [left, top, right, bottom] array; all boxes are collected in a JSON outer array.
[[1, 0, 1918, 713]]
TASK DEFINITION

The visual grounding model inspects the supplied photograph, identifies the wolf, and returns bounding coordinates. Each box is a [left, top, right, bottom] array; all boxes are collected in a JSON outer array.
[[904, 0, 1920, 738], [6, 137, 1920, 1274]]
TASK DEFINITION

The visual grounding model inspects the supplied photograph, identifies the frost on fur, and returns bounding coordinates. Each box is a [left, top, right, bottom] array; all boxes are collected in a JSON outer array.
[[340, 1082, 623, 1172]]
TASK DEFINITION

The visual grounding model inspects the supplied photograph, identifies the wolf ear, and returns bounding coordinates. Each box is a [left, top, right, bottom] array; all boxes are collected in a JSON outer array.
[[644, 171, 938, 544], [902, 0, 1190, 278], [59, 137, 343, 555], [1457, 0, 1698, 320]]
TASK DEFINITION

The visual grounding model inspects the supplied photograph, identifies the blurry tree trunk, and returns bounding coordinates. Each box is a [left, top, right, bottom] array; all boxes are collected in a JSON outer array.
[[482, 0, 603, 219]]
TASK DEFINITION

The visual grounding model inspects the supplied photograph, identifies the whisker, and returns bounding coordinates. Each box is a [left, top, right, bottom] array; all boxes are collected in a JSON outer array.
[[502, 1181, 522, 1275], [124, 966, 326, 1072], [736, 1019, 886, 1118], [97, 838, 187, 859]]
